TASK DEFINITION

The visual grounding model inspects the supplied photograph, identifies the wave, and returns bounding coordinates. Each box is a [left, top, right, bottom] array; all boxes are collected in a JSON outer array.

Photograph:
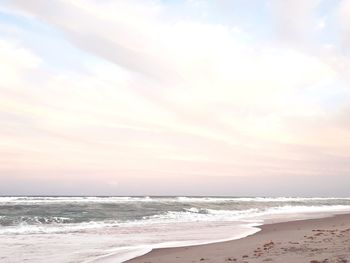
[[0, 196, 154, 204], [0, 220, 122, 235], [1, 204, 349, 235], [183, 207, 210, 214], [1, 196, 350, 205], [176, 196, 350, 204], [143, 205, 350, 223], [0, 216, 72, 226]]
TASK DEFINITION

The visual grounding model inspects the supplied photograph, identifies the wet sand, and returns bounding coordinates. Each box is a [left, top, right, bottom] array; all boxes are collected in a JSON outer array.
[[125, 214, 350, 263]]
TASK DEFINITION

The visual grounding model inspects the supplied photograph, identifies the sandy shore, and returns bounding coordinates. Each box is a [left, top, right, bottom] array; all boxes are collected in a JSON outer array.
[[125, 214, 350, 263]]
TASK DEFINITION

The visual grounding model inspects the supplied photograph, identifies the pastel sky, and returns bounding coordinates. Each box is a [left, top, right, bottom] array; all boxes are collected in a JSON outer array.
[[1, 0, 350, 196]]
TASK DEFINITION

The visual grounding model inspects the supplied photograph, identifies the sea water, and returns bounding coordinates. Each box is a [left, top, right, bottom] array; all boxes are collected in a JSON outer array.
[[1, 196, 350, 263]]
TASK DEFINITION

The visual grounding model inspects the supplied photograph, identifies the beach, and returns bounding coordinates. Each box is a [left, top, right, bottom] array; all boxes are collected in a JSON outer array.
[[3, 2, 350, 263], [126, 214, 350, 263], [2, 197, 350, 263]]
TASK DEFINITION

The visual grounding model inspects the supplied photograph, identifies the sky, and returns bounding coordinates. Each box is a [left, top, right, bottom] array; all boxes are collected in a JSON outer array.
[[0, 0, 350, 196]]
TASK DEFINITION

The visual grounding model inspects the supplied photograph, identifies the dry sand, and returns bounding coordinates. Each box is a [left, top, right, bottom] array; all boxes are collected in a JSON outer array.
[[125, 214, 350, 263]]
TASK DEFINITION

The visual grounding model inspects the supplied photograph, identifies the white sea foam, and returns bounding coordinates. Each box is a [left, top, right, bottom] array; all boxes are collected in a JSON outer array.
[[1, 197, 350, 263], [2, 204, 349, 235], [1, 196, 350, 205], [0, 220, 121, 235], [143, 205, 350, 224], [176, 196, 350, 203]]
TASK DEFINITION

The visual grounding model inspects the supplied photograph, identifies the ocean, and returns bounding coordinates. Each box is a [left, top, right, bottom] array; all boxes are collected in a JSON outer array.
[[1, 196, 350, 263]]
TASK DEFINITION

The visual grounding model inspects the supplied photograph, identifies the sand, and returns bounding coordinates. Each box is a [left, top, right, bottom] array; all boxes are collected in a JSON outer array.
[[125, 214, 350, 263]]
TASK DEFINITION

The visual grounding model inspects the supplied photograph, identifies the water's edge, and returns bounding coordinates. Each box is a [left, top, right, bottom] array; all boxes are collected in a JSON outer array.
[[2, 197, 350, 263], [102, 211, 345, 263], [91, 224, 261, 263]]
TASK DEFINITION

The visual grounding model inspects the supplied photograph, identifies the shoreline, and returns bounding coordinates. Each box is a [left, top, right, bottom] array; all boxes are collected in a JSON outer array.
[[90, 222, 262, 263], [125, 213, 350, 263]]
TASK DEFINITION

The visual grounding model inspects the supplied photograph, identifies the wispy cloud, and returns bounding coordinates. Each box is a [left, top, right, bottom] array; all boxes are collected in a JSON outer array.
[[0, 0, 350, 195]]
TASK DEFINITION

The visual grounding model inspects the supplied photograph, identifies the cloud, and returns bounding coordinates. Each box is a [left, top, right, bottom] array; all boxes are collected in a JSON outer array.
[[1, 0, 350, 195], [337, 0, 350, 50], [4, 0, 179, 82], [269, 0, 322, 44], [0, 39, 41, 89]]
